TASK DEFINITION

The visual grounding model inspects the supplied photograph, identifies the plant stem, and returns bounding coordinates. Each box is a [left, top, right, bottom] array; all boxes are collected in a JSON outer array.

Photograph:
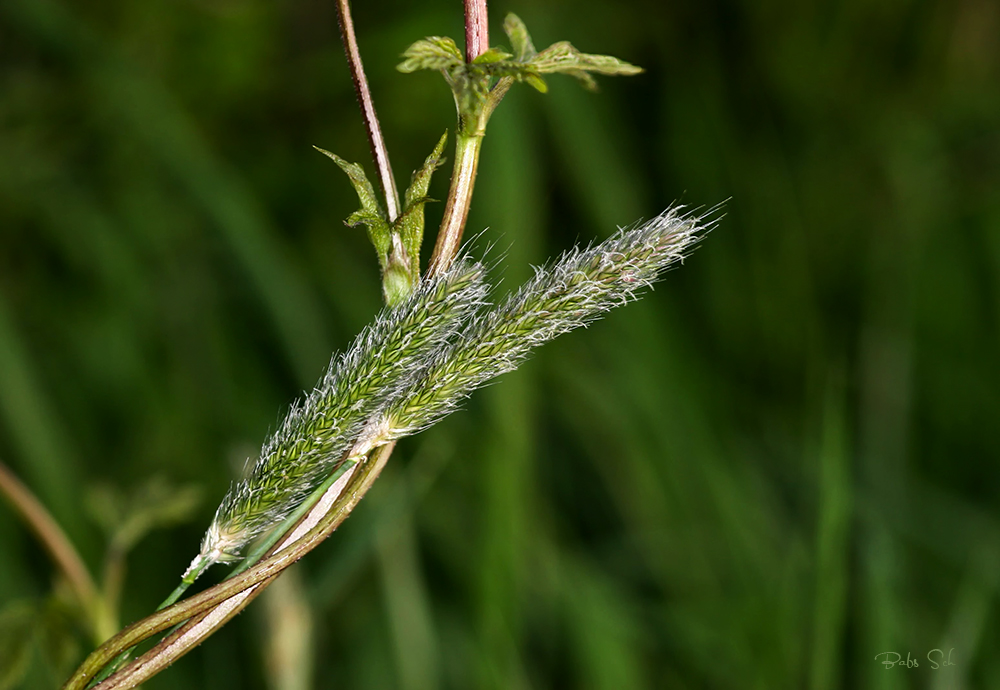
[[464, 0, 490, 62], [335, 0, 400, 221], [427, 132, 482, 277], [0, 460, 113, 643], [464, 0, 489, 63], [427, 0, 491, 277]]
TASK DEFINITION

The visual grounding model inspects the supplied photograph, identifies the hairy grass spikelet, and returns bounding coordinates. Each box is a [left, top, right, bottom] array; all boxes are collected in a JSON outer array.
[[189, 207, 710, 580], [199, 260, 487, 565], [372, 205, 714, 443]]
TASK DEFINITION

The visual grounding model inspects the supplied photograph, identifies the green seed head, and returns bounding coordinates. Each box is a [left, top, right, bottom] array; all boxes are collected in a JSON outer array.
[[379, 206, 713, 438], [195, 205, 715, 569], [200, 260, 487, 563]]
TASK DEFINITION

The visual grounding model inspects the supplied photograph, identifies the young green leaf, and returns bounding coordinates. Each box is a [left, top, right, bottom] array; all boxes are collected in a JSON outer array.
[[472, 47, 514, 65], [395, 131, 449, 281], [498, 14, 644, 92], [397, 13, 644, 128], [397, 37, 464, 73], [504, 13, 537, 61], [529, 40, 643, 91], [403, 131, 448, 211], [314, 147, 391, 268]]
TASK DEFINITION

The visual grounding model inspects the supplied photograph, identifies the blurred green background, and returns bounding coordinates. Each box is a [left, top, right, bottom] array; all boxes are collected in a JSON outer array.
[[1, 0, 998, 687]]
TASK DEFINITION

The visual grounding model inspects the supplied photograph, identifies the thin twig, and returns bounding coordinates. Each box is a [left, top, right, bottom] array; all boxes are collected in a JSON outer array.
[[335, 0, 400, 221], [0, 460, 111, 641]]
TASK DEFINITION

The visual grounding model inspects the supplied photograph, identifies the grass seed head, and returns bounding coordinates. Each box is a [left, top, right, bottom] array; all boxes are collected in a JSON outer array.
[[379, 205, 714, 438], [200, 260, 487, 563]]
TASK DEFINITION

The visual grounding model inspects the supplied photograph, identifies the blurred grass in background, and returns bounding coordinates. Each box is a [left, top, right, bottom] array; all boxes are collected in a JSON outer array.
[[1, 0, 998, 688]]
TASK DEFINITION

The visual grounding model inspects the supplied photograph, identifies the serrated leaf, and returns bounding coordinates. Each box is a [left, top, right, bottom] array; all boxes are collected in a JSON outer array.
[[346, 209, 390, 232], [504, 14, 537, 61], [529, 41, 643, 90], [315, 146, 392, 267], [397, 36, 464, 73], [395, 19, 641, 151], [314, 147, 385, 220]]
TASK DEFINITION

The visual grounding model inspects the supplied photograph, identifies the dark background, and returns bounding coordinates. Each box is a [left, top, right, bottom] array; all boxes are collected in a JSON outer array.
[[1, 0, 998, 688]]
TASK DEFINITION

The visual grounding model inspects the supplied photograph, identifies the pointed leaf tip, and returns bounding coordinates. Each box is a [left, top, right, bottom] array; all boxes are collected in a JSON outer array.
[[504, 14, 537, 61], [529, 40, 643, 83], [395, 131, 450, 280], [317, 147, 391, 267], [404, 131, 449, 208]]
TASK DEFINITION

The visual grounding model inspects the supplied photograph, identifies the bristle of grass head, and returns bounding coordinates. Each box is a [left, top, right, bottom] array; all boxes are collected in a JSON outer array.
[[199, 260, 487, 564], [378, 206, 713, 439]]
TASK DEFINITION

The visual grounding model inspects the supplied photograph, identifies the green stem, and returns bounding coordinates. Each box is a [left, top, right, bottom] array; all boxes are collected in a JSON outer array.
[[426, 0, 492, 277], [158, 557, 210, 611], [427, 132, 483, 277]]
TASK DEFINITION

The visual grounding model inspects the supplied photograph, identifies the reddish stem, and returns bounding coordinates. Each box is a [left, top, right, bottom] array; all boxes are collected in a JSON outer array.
[[336, 0, 401, 220], [427, 0, 490, 276], [464, 0, 489, 62]]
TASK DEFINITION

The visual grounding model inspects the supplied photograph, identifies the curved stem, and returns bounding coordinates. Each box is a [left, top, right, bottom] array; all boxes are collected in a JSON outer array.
[[92, 575, 276, 690], [77, 454, 354, 690], [0, 460, 112, 642], [64, 545, 300, 689]]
